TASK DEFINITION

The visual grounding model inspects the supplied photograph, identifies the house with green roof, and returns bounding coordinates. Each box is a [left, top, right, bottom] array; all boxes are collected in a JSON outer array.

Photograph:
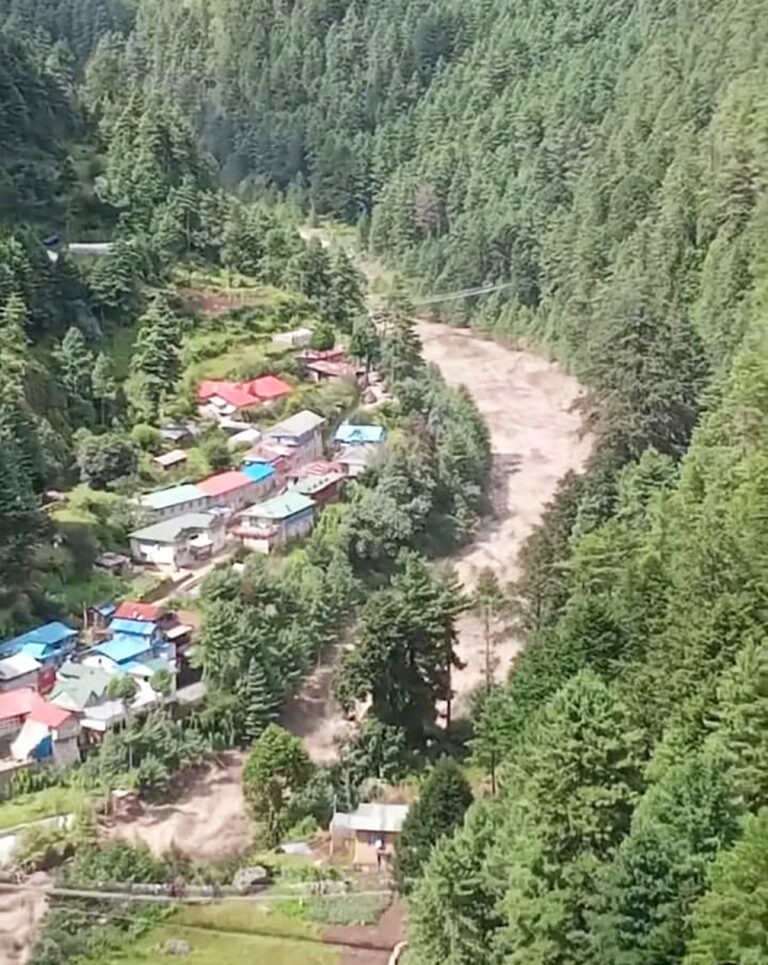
[[138, 483, 208, 521], [235, 490, 316, 551]]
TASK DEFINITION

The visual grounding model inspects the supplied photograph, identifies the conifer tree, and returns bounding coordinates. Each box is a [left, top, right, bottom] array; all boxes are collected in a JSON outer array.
[[394, 757, 473, 892]]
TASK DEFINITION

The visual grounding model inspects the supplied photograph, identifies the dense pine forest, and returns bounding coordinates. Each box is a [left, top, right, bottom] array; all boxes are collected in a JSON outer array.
[[0, 0, 767, 961]]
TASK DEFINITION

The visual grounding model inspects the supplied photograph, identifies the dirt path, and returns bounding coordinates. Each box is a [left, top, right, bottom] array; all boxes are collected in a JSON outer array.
[[416, 322, 593, 704], [104, 752, 250, 861], [324, 895, 405, 964]]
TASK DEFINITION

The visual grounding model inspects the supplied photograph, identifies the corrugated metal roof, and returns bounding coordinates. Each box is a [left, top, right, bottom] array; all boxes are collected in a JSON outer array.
[[140, 483, 204, 511], [330, 803, 409, 834], [0, 653, 41, 680], [93, 635, 152, 664], [266, 409, 325, 438], [114, 602, 161, 622], [0, 621, 76, 655], [130, 513, 217, 544], [197, 470, 252, 497], [240, 462, 276, 484], [334, 423, 386, 445], [242, 490, 316, 520], [0, 688, 72, 727], [108, 618, 158, 638]]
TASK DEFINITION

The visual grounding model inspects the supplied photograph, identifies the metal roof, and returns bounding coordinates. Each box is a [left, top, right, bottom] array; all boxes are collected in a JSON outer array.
[[108, 618, 158, 637], [0, 621, 76, 655], [240, 462, 276, 484], [140, 483, 204, 511], [334, 423, 386, 445], [330, 803, 409, 834], [0, 653, 41, 680], [130, 513, 218, 544], [196, 470, 252, 497], [242, 490, 316, 520], [266, 409, 325, 438], [92, 635, 152, 664]]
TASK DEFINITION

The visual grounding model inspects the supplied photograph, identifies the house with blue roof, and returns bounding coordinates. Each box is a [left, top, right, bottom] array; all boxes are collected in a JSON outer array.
[[0, 621, 77, 667], [240, 460, 277, 499], [83, 633, 154, 671], [108, 618, 164, 644], [334, 423, 386, 446]]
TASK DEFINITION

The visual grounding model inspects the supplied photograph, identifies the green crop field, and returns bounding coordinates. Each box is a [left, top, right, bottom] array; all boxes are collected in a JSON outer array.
[[98, 902, 339, 965]]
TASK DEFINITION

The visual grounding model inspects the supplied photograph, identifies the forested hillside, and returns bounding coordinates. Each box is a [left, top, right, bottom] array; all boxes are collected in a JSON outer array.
[[1, 0, 767, 962]]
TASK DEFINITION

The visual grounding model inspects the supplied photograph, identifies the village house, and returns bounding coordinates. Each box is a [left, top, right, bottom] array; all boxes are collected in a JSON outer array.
[[240, 461, 277, 499], [289, 462, 346, 507], [304, 359, 362, 385], [159, 423, 196, 446], [129, 513, 226, 569], [334, 423, 386, 446], [296, 346, 346, 366], [152, 449, 188, 471], [0, 653, 42, 693], [113, 601, 172, 627], [263, 409, 326, 463], [330, 803, 409, 869], [196, 469, 263, 513], [139, 483, 208, 522], [0, 622, 78, 668], [51, 662, 161, 740], [197, 376, 292, 421], [336, 442, 382, 478], [235, 490, 316, 552], [0, 689, 80, 774]]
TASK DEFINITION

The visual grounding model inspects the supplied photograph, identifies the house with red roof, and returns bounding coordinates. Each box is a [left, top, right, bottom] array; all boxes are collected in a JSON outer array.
[[197, 376, 292, 421], [196, 469, 262, 512], [0, 688, 80, 769], [114, 601, 162, 622]]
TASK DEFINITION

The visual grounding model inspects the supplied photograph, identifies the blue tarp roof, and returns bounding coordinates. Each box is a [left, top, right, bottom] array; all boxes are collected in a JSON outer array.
[[0, 621, 76, 656], [108, 618, 159, 637], [241, 461, 276, 483], [16, 642, 52, 661], [95, 603, 117, 617], [334, 423, 386, 445], [94, 634, 152, 664]]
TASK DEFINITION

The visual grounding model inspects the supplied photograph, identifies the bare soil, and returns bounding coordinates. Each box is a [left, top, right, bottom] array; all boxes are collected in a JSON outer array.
[[104, 752, 250, 861], [0, 872, 51, 965], [416, 321, 594, 705], [324, 895, 406, 964]]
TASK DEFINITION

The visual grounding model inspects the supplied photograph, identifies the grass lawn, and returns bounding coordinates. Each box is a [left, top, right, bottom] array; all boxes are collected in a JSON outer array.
[[0, 784, 87, 831], [100, 903, 339, 965]]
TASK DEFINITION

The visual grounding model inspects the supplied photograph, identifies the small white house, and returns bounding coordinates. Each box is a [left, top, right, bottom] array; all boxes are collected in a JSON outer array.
[[0, 653, 41, 693], [139, 483, 208, 521]]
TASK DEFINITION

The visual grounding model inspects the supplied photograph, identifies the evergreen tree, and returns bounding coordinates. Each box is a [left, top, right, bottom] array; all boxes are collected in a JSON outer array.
[[394, 757, 473, 892]]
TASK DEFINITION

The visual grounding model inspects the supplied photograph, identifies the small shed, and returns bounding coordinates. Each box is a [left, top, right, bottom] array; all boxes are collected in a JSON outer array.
[[152, 449, 188, 471], [330, 803, 409, 868], [272, 326, 313, 348]]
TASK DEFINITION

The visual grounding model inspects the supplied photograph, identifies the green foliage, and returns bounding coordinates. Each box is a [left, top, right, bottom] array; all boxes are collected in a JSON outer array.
[[683, 809, 768, 965], [106, 673, 138, 701], [242, 725, 313, 844], [75, 431, 137, 489], [335, 552, 464, 747], [394, 758, 473, 893], [309, 322, 335, 351]]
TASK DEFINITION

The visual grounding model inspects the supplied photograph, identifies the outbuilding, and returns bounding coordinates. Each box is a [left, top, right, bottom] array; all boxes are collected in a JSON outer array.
[[330, 803, 409, 868]]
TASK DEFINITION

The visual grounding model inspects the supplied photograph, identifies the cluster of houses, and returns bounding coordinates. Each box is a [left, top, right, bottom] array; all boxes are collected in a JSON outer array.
[[129, 406, 388, 572], [0, 603, 197, 785]]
